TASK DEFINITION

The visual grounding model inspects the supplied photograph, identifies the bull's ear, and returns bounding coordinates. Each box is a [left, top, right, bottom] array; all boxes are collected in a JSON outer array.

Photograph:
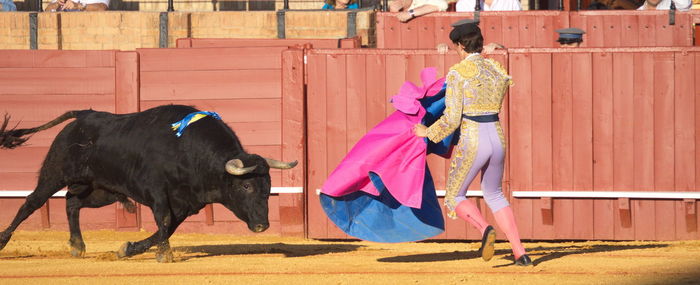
[[225, 159, 257, 175], [264, 158, 298, 169]]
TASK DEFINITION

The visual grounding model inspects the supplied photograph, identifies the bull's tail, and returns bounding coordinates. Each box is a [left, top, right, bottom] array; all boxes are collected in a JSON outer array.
[[0, 110, 89, 149]]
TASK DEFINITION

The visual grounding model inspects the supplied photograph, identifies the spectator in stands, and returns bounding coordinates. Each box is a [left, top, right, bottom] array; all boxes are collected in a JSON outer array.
[[323, 0, 359, 9], [455, 0, 521, 12], [556, 27, 585, 48], [1, 0, 17, 11], [637, 0, 691, 10], [389, 0, 449, 23], [45, 0, 109, 11]]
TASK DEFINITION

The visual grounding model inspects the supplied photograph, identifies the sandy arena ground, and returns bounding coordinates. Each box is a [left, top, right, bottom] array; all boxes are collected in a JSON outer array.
[[0, 230, 698, 285]]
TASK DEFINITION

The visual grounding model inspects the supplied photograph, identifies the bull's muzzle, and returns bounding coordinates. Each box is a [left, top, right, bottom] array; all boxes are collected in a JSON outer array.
[[253, 224, 269, 233]]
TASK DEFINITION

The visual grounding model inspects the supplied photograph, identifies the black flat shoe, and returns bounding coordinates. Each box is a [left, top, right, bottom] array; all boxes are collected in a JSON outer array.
[[478, 225, 496, 261], [515, 254, 533, 266]]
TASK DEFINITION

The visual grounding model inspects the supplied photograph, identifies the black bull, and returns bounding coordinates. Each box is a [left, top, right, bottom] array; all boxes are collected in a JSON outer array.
[[0, 105, 297, 262]]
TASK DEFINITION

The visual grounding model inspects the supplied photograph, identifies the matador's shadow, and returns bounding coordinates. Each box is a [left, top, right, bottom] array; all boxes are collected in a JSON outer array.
[[378, 242, 669, 267], [173, 243, 363, 261]]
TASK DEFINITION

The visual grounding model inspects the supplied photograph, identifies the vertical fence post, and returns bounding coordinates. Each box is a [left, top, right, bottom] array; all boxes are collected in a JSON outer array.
[[347, 11, 357, 38], [159, 12, 168, 48], [277, 10, 286, 39], [167, 0, 174, 11], [29, 13, 38, 50]]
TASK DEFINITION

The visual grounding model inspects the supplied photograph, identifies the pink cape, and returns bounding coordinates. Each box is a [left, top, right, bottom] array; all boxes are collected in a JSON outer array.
[[320, 68, 445, 209]]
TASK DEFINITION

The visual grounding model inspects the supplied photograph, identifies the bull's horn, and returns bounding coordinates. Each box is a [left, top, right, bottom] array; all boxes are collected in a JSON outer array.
[[264, 158, 298, 169], [225, 159, 257, 175]]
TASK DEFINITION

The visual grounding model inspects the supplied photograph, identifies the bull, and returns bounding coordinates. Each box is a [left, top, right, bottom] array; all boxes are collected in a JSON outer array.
[[0, 105, 297, 262]]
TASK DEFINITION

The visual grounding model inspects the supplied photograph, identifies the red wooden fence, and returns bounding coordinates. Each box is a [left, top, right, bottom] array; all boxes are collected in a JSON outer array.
[[507, 47, 699, 241], [0, 50, 136, 231], [1, 45, 699, 241], [376, 11, 695, 49], [305, 49, 511, 240], [305, 47, 700, 241], [0, 47, 307, 237], [176, 37, 362, 49]]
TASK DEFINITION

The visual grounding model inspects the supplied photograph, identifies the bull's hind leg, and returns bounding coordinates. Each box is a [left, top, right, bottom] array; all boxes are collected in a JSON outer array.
[[66, 186, 136, 257], [118, 202, 183, 263], [0, 180, 64, 251]]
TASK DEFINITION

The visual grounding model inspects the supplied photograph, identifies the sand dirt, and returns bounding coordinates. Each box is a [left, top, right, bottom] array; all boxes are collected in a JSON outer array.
[[0, 230, 698, 284]]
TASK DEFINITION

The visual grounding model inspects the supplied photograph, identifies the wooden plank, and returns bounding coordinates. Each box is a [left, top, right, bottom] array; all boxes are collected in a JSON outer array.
[[416, 17, 437, 49], [602, 15, 622, 47], [0, 173, 42, 190], [620, 14, 640, 47], [175, 38, 192, 48], [571, 52, 593, 240], [115, 51, 140, 114], [654, 14, 674, 46], [633, 52, 656, 240], [672, 14, 693, 46], [385, 55, 406, 116], [612, 52, 635, 240], [0, 199, 43, 230], [281, 49, 305, 189], [592, 52, 614, 240], [674, 52, 696, 240], [137, 47, 285, 72], [481, 15, 503, 47], [551, 53, 574, 240], [365, 54, 388, 131], [325, 53, 349, 239], [501, 15, 520, 49], [586, 15, 604, 47], [0, 95, 115, 122], [508, 53, 533, 239], [378, 14, 402, 49], [533, 15, 555, 48], [346, 54, 368, 154], [0, 68, 115, 95], [638, 15, 656, 46], [530, 53, 554, 240], [225, 121, 280, 146], [140, 69, 280, 101], [517, 15, 537, 48], [0, 50, 115, 68], [0, 149, 49, 173], [188, 38, 352, 49], [653, 52, 676, 241], [140, 99, 281, 123], [305, 53, 329, 239], [434, 15, 457, 48]]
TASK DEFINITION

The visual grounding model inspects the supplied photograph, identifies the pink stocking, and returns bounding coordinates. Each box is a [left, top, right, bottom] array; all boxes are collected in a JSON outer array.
[[455, 199, 489, 235], [493, 206, 526, 259]]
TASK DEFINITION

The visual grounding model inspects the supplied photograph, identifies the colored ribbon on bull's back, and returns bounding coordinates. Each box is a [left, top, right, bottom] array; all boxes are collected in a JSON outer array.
[[319, 67, 457, 243], [171, 111, 222, 137]]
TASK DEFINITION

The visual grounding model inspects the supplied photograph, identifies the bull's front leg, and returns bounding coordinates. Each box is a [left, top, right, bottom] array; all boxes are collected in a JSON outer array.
[[117, 204, 182, 263]]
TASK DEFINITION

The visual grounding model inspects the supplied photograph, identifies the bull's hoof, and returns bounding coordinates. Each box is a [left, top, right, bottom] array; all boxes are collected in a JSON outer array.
[[117, 242, 133, 258], [156, 250, 174, 263], [69, 239, 86, 257], [70, 244, 86, 257]]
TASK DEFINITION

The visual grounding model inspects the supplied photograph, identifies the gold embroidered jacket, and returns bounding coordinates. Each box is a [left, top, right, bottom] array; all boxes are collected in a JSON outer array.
[[426, 54, 511, 143]]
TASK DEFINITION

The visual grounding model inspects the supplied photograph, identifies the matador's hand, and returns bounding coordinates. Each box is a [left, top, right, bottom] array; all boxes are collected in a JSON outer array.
[[413, 124, 428, 137]]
